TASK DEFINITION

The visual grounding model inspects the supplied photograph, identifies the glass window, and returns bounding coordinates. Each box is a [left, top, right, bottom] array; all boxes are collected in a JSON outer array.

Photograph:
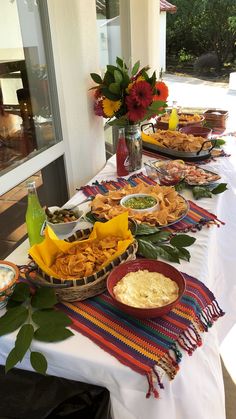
[[0, 0, 60, 177], [0, 155, 68, 259], [96, 0, 121, 68], [96, 0, 121, 157]]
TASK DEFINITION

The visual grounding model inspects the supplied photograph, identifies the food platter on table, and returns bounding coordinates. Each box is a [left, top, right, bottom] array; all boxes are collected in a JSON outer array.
[[149, 159, 221, 187], [89, 183, 189, 228], [141, 123, 217, 161], [156, 112, 205, 130]]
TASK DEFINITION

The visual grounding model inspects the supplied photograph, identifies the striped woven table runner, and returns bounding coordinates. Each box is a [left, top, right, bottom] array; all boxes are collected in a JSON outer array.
[[79, 173, 224, 232], [59, 273, 224, 399]]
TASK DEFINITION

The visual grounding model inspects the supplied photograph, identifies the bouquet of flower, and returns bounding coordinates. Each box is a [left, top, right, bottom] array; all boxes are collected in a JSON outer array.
[[90, 57, 169, 126]]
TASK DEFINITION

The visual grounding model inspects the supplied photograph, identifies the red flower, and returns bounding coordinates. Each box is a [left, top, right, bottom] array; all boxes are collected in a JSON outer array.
[[94, 100, 105, 117], [129, 80, 153, 107], [153, 81, 169, 101], [94, 88, 102, 99], [126, 96, 146, 122]]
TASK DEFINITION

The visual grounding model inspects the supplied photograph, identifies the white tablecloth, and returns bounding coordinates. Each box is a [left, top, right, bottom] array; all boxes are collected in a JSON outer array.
[[2, 137, 236, 419]]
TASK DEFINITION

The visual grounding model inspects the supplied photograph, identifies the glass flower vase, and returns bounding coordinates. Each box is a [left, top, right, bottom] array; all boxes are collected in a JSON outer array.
[[125, 124, 142, 172]]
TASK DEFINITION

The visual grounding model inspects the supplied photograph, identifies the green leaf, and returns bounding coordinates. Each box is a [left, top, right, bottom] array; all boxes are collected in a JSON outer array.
[[170, 234, 196, 248], [100, 86, 119, 101], [90, 73, 102, 84], [135, 224, 160, 236], [148, 100, 167, 111], [116, 57, 124, 68], [137, 239, 161, 259], [158, 245, 180, 263], [109, 82, 121, 95], [30, 351, 47, 375], [121, 71, 130, 88], [0, 306, 28, 336], [175, 180, 188, 192], [137, 239, 179, 262], [15, 324, 34, 361], [214, 138, 226, 148], [211, 183, 228, 195], [5, 348, 21, 373], [150, 231, 172, 242], [107, 64, 118, 74], [34, 326, 74, 342], [31, 288, 57, 309], [114, 69, 123, 84], [138, 231, 171, 243], [10, 282, 30, 302], [32, 309, 72, 328], [192, 186, 212, 200], [131, 60, 140, 76], [177, 247, 191, 261], [103, 71, 114, 86], [84, 211, 98, 224], [6, 299, 22, 309]]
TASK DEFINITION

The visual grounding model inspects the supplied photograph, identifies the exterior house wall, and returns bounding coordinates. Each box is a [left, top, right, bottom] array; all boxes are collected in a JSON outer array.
[[160, 12, 167, 72], [47, 0, 106, 196]]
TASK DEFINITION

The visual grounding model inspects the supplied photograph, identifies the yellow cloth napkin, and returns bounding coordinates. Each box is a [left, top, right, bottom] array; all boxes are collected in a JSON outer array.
[[141, 131, 164, 147], [29, 212, 134, 279]]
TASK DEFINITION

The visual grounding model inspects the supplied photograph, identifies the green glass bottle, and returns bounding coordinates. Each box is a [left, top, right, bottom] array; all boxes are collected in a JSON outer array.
[[25, 181, 46, 247]]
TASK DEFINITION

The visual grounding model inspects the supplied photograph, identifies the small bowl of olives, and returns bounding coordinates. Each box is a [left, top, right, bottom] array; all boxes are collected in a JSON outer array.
[[45, 206, 84, 237]]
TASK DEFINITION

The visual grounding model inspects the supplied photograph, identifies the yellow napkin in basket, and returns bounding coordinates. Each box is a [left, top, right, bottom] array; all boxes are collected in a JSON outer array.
[[29, 212, 134, 279]]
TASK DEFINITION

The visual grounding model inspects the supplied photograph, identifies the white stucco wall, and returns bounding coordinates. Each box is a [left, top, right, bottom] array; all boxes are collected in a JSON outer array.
[[47, 0, 106, 196], [120, 0, 161, 74], [159, 12, 166, 72]]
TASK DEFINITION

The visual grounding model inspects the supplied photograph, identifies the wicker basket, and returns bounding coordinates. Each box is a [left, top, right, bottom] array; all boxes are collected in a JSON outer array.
[[30, 229, 138, 302], [203, 109, 228, 129]]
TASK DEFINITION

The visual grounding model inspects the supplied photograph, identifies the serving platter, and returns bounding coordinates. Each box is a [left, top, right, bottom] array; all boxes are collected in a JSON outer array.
[[142, 137, 216, 161], [89, 186, 189, 229], [141, 123, 217, 161]]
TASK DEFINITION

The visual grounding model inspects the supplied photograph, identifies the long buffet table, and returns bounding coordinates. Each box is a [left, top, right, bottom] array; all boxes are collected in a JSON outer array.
[[2, 135, 236, 419]]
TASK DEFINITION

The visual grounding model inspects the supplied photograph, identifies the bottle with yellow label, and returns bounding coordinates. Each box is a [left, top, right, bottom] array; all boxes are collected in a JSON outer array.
[[168, 101, 179, 131]]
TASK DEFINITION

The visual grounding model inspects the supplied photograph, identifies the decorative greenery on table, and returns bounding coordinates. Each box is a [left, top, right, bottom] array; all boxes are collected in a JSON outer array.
[[175, 181, 228, 200], [85, 212, 196, 264], [133, 223, 195, 263], [0, 284, 73, 374]]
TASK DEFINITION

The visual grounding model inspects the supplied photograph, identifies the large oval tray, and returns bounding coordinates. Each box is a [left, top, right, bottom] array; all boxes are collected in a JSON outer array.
[[141, 123, 216, 161], [90, 194, 189, 229]]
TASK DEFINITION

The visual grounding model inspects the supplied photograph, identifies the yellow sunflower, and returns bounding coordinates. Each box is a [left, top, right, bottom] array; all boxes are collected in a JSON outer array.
[[103, 98, 121, 117]]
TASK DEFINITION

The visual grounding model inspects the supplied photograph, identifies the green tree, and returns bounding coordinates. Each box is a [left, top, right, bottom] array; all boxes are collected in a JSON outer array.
[[167, 0, 236, 67]]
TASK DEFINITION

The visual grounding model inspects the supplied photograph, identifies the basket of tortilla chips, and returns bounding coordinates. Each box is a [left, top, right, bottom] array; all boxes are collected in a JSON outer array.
[[28, 213, 137, 302]]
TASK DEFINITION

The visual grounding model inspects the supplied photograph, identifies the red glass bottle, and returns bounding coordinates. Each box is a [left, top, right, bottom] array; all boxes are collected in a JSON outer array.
[[116, 128, 129, 176]]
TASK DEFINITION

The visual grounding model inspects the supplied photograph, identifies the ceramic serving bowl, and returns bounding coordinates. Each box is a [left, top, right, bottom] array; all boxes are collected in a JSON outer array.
[[0, 260, 19, 309], [120, 193, 159, 213], [107, 259, 186, 319], [46, 206, 84, 237], [179, 125, 212, 138]]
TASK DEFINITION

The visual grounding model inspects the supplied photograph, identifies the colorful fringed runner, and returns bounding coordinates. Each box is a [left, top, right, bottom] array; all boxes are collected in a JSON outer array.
[[79, 173, 224, 232], [59, 273, 224, 399]]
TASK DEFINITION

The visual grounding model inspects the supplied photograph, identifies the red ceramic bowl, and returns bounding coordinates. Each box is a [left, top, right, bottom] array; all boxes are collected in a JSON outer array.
[[107, 259, 186, 319], [179, 125, 212, 138]]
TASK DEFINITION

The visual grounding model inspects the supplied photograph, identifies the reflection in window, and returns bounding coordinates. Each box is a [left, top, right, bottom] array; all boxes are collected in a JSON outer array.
[[0, 0, 57, 176], [96, 0, 121, 68], [96, 0, 121, 158], [0, 155, 68, 259]]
